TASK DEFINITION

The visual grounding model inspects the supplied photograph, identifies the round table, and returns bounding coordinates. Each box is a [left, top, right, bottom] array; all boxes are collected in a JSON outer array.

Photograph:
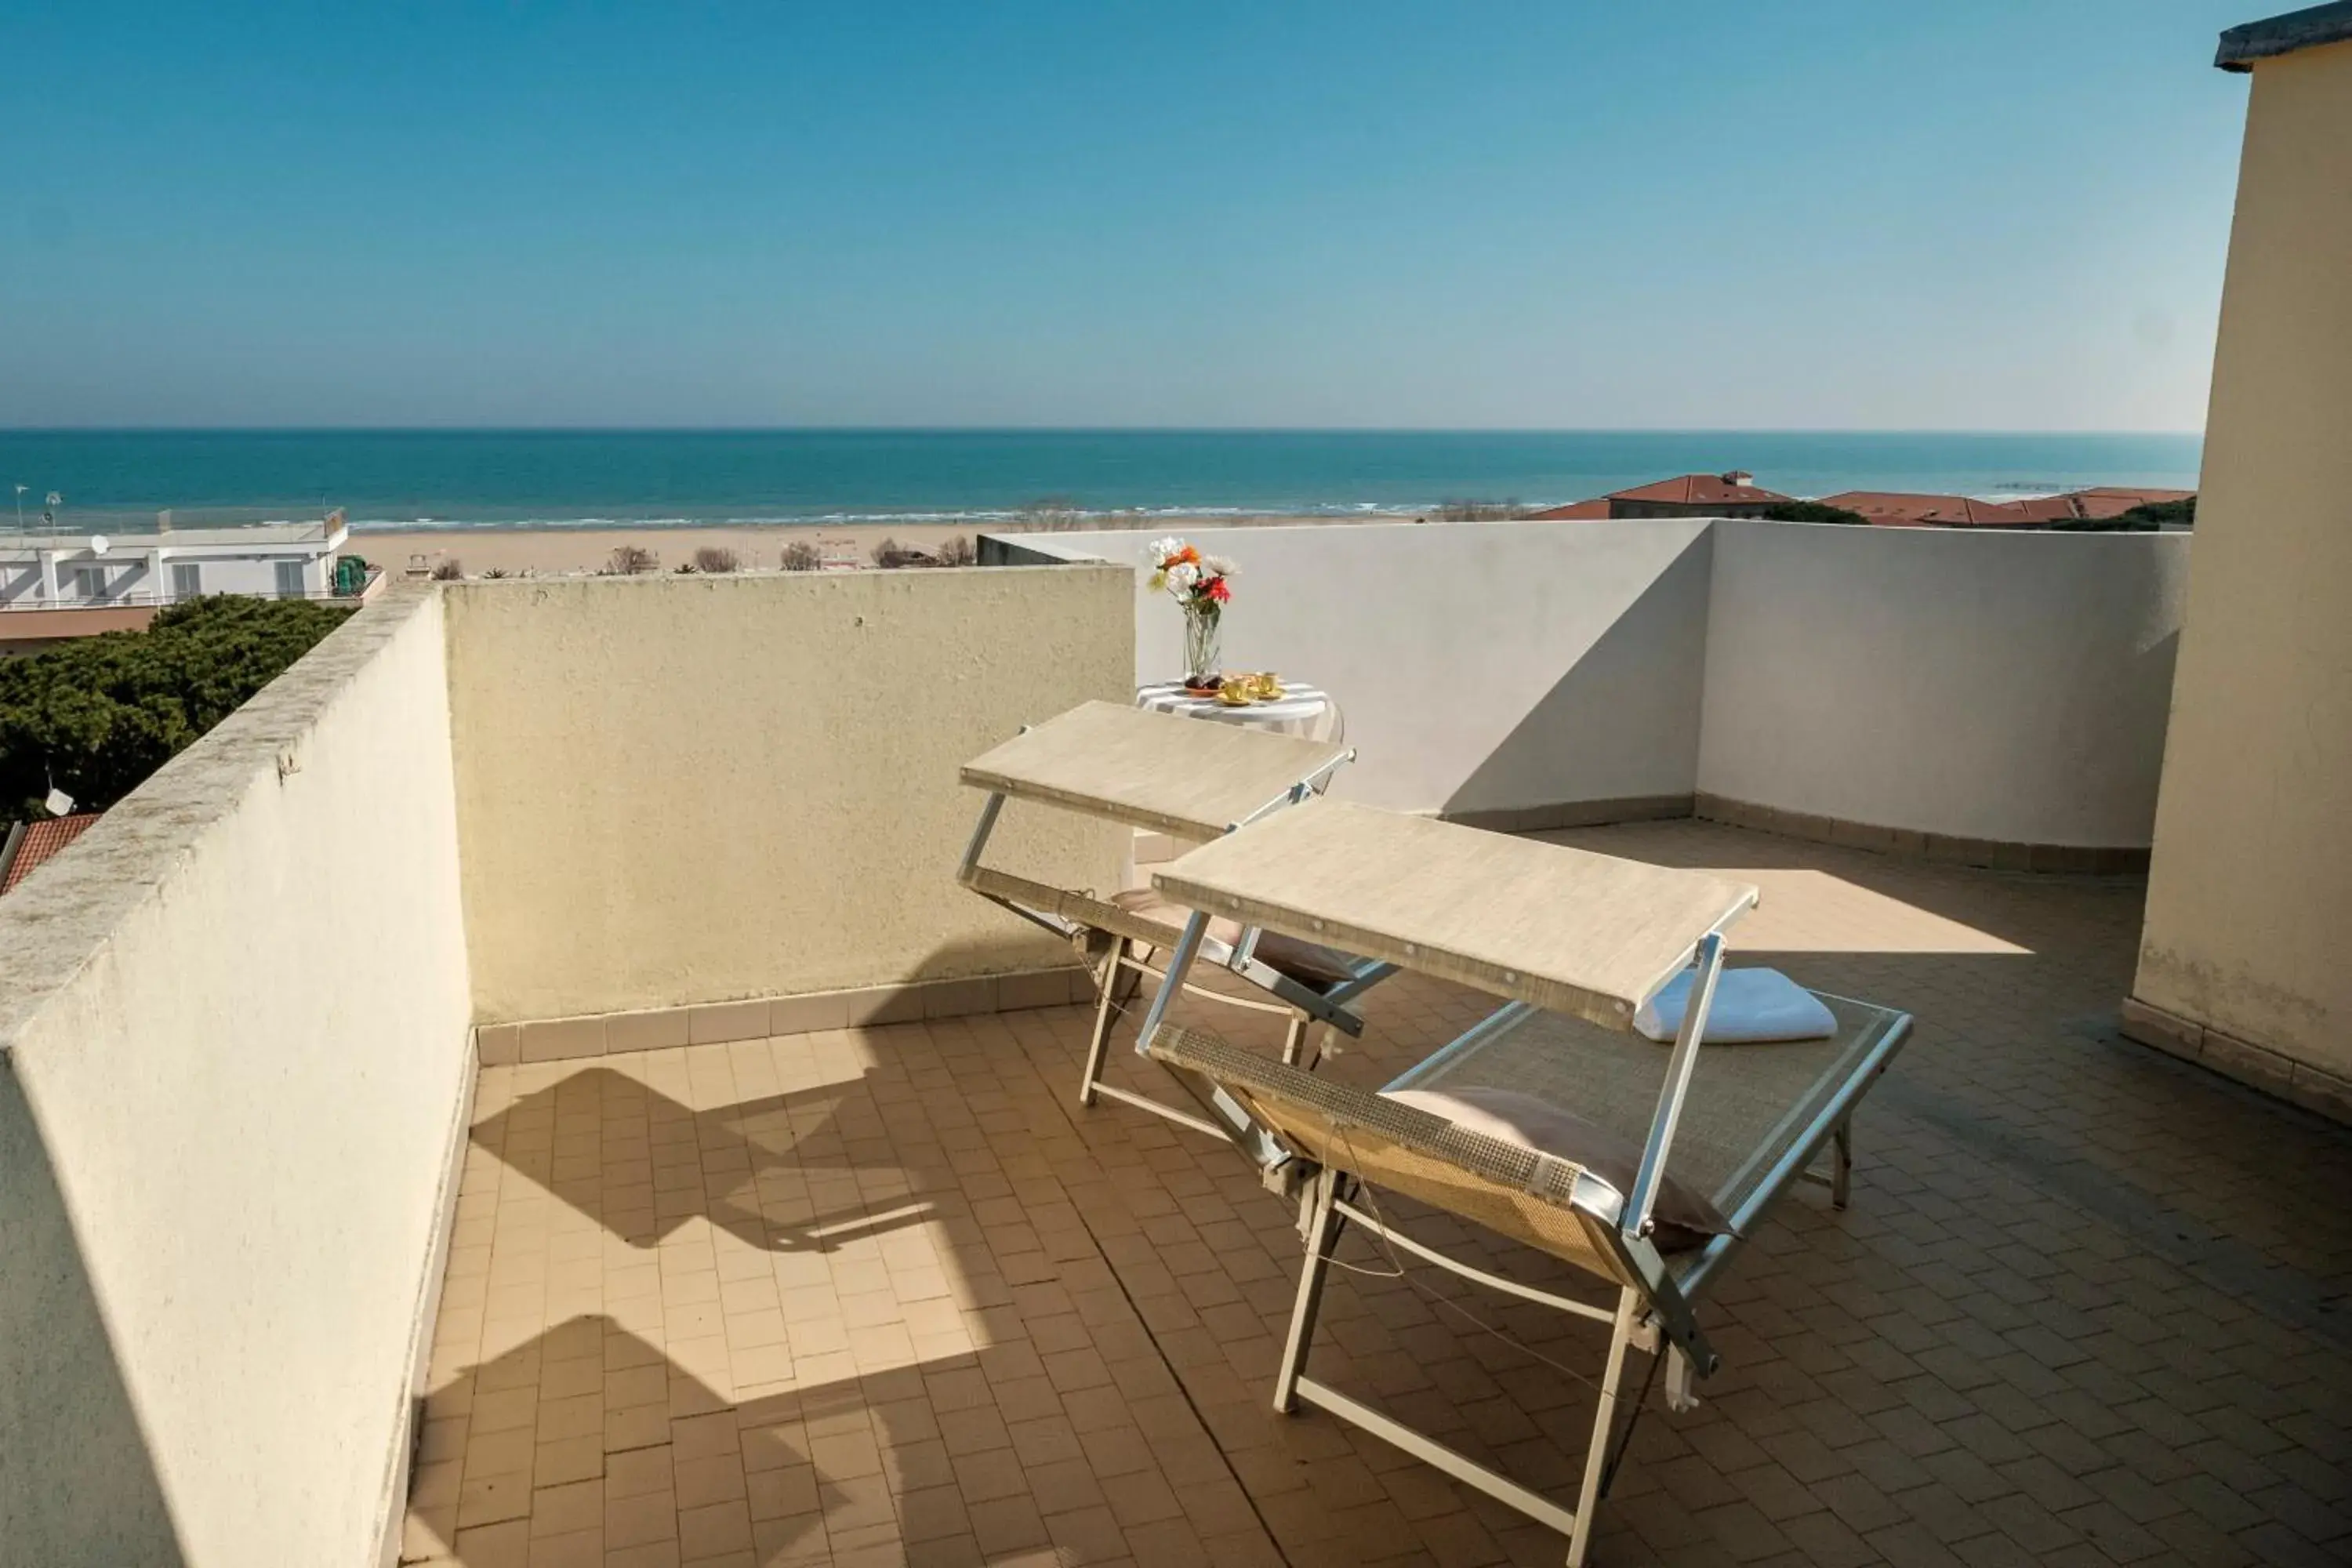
[[1135, 678, 1344, 744]]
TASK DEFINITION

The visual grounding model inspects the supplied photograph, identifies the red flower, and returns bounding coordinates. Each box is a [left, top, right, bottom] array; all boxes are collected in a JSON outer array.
[[1205, 576, 1231, 603]]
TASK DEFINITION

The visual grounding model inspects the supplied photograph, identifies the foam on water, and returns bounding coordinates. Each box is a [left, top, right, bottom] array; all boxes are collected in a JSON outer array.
[[0, 429, 2203, 534]]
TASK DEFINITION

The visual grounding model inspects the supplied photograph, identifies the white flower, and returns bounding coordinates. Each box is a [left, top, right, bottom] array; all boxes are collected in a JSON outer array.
[[1203, 554, 1237, 579], [1145, 535, 1185, 564], [1164, 561, 1200, 592]]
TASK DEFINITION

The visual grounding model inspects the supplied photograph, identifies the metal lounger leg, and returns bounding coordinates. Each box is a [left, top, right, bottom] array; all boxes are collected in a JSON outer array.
[[1274, 1169, 1345, 1414], [1134, 913, 1293, 1169], [1279, 1011, 1309, 1067], [1566, 1288, 1642, 1568], [1077, 936, 1127, 1109], [1831, 1118, 1853, 1210], [1626, 934, 1725, 1241]]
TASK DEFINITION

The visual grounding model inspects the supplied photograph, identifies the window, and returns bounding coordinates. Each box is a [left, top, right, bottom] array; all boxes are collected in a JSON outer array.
[[274, 560, 307, 598], [72, 565, 111, 601], [172, 562, 203, 600]]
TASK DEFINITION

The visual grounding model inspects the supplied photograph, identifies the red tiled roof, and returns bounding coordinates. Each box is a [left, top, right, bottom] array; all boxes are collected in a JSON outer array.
[[1523, 499, 1612, 520], [1532, 476, 2187, 528], [1606, 473, 1793, 506], [1824, 490, 2009, 525], [1824, 491, 2061, 527], [1997, 495, 2085, 524], [1, 813, 100, 895], [1826, 487, 2195, 528], [2067, 487, 2195, 520], [1529, 473, 1791, 518]]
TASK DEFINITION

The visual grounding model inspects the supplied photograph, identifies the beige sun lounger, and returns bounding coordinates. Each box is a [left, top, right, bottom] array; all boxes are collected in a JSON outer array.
[[1128, 799, 1912, 1566], [956, 702, 1397, 1132]]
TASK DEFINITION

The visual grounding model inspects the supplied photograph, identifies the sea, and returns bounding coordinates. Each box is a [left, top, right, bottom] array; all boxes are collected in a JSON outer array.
[[0, 429, 2202, 532]]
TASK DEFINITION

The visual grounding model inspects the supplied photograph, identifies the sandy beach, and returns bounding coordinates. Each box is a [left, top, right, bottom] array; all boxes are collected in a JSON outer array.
[[347, 514, 1345, 579]]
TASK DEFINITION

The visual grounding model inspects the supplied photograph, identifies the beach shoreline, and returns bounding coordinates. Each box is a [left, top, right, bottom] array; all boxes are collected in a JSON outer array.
[[347, 513, 1360, 578]]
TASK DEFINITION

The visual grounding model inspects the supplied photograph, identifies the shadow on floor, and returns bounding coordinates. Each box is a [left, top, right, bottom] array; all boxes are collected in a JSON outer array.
[[470, 1065, 938, 1255], [411, 1313, 946, 1564]]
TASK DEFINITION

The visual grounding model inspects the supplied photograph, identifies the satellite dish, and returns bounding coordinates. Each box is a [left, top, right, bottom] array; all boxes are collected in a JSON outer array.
[[44, 787, 75, 818], [90, 535, 110, 556]]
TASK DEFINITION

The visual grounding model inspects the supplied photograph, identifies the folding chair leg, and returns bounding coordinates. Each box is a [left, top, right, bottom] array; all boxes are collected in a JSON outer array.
[[1279, 1011, 1309, 1067], [1831, 1118, 1853, 1210], [1274, 1168, 1345, 1414], [1566, 1288, 1642, 1568], [1077, 937, 1127, 1109]]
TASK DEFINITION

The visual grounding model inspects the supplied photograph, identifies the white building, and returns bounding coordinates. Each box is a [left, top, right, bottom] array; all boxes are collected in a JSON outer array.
[[0, 510, 371, 653]]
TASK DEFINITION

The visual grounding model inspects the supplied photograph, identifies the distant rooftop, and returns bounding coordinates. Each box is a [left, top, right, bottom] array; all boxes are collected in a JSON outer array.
[[1529, 476, 2191, 528], [2217, 0, 2352, 68], [1526, 470, 1791, 520], [1, 516, 347, 553], [1605, 470, 1788, 506], [0, 813, 100, 896], [1824, 486, 2194, 528]]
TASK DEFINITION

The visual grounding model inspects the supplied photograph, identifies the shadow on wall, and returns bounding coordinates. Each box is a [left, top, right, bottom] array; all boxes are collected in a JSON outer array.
[[0, 1066, 187, 1563], [1442, 529, 1711, 823]]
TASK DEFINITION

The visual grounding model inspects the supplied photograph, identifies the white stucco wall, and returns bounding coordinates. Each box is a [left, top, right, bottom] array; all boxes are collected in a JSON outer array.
[[1000, 521, 1715, 819], [0, 541, 333, 605], [996, 518, 2187, 848], [1698, 521, 2190, 848], [0, 586, 474, 1564], [444, 567, 1134, 1023]]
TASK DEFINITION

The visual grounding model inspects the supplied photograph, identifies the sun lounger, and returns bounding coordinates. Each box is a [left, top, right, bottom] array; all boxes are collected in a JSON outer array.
[[957, 701, 1397, 1133], [1128, 799, 1912, 1564]]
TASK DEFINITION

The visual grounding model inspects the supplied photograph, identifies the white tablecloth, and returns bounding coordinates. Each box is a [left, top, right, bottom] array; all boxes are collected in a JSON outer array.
[[1135, 679, 1342, 743]]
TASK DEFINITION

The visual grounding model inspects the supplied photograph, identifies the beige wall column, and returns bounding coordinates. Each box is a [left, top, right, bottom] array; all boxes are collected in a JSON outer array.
[[2126, 20, 2352, 1120]]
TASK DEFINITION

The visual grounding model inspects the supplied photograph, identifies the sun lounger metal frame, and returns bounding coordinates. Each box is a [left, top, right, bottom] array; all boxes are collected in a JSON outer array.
[[956, 702, 1397, 1135], [1127, 799, 1913, 1565]]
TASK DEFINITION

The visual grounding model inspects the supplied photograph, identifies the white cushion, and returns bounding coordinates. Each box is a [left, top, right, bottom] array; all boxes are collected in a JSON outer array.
[[1635, 967, 1835, 1044]]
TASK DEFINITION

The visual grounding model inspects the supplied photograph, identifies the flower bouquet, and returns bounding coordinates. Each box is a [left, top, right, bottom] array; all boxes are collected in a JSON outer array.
[[1145, 537, 1236, 690]]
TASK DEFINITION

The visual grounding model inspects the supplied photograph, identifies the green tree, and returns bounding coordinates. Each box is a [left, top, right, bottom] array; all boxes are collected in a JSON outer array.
[[0, 595, 352, 821], [1758, 500, 1870, 526]]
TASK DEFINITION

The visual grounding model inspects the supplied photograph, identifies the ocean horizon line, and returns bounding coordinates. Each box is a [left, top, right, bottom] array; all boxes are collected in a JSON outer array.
[[0, 427, 2204, 529], [0, 423, 2206, 438]]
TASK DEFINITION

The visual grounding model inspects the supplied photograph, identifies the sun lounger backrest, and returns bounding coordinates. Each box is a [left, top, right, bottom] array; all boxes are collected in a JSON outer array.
[[1155, 800, 1760, 1029], [1149, 1024, 1640, 1289], [960, 701, 1351, 840]]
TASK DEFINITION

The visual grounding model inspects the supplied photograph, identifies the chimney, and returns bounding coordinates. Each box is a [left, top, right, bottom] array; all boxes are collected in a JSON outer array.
[[157, 509, 172, 534], [1722, 471, 1754, 488]]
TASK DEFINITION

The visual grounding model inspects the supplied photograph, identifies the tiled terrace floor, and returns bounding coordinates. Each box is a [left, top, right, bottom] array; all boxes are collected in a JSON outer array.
[[403, 821, 2352, 1568]]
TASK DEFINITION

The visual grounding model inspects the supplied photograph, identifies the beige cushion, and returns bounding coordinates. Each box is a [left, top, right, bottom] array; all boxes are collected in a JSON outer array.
[[1109, 888, 1361, 991], [1383, 1084, 1732, 1252]]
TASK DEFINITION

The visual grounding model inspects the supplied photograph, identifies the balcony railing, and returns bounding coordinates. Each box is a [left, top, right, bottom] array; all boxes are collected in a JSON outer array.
[[0, 574, 383, 614], [1, 506, 347, 543]]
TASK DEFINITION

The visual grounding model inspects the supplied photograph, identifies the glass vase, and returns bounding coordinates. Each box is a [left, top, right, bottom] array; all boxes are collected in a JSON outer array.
[[1183, 601, 1223, 688]]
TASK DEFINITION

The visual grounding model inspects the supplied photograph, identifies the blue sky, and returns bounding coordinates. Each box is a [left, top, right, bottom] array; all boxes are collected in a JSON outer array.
[[2, 1, 2259, 430]]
